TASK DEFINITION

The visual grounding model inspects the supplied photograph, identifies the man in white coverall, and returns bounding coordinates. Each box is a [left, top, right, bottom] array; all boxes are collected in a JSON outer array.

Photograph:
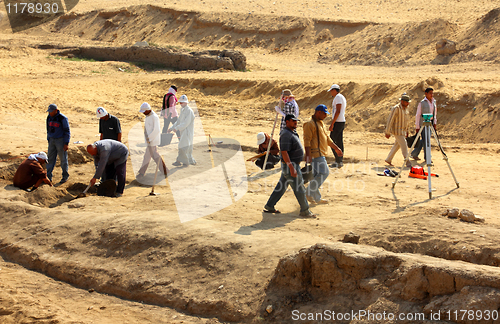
[[137, 102, 168, 178], [168, 95, 197, 166]]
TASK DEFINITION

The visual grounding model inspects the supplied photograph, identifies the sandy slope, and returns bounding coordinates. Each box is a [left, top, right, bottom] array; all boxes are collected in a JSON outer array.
[[1, 0, 500, 322]]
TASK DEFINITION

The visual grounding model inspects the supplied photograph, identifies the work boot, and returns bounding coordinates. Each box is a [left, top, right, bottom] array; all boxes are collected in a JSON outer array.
[[299, 209, 317, 218]]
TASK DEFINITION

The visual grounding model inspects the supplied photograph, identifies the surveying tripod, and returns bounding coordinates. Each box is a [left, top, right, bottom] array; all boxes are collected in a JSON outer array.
[[392, 114, 459, 199]]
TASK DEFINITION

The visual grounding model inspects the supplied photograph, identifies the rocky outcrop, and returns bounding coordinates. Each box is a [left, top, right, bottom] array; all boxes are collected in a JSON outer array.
[[57, 46, 246, 71], [264, 243, 500, 322]]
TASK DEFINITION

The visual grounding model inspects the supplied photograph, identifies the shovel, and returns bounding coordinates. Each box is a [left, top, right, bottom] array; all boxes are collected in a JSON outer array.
[[77, 184, 91, 198]]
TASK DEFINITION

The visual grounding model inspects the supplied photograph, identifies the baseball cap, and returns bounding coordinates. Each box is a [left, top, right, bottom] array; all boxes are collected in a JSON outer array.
[[285, 114, 298, 122], [257, 132, 266, 145], [47, 104, 57, 112], [139, 102, 151, 113], [327, 84, 340, 92], [96, 107, 108, 118], [315, 104, 330, 114], [178, 95, 189, 103], [399, 94, 411, 102], [35, 151, 49, 163]]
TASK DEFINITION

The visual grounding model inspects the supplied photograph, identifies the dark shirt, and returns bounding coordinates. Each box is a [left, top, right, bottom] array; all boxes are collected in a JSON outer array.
[[279, 127, 304, 164], [13, 159, 47, 189], [99, 114, 122, 141], [93, 140, 129, 179], [46, 111, 70, 144]]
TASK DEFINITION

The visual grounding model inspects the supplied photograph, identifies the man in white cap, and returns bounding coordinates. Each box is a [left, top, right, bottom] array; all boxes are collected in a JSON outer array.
[[46, 103, 70, 183], [168, 95, 196, 166], [254, 132, 280, 169], [327, 84, 346, 168], [97, 107, 122, 142], [137, 102, 168, 178], [13, 152, 53, 190]]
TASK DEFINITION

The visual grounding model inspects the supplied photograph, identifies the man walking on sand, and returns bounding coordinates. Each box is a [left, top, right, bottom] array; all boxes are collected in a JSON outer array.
[[411, 87, 437, 161], [385, 94, 412, 167], [137, 102, 168, 179], [304, 104, 343, 204], [46, 104, 70, 184], [168, 95, 196, 166], [327, 84, 346, 168], [263, 114, 316, 218]]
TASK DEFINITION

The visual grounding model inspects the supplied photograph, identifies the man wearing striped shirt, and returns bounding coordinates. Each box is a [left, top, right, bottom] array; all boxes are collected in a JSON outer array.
[[385, 93, 412, 167]]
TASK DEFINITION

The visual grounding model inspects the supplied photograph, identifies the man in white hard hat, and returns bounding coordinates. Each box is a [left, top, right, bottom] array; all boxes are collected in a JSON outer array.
[[137, 102, 168, 179], [254, 132, 280, 170], [97, 107, 122, 142], [168, 95, 196, 166], [13, 152, 53, 190], [327, 84, 346, 168]]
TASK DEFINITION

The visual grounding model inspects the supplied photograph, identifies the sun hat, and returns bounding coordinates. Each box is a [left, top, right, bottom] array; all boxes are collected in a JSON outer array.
[[327, 84, 340, 92], [139, 102, 151, 113], [36, 151, 49, 162], [96, 107, 108, 118], [285, 114, 298, 122], [282, 89, 294, 97], [257, 132, 266, 145]]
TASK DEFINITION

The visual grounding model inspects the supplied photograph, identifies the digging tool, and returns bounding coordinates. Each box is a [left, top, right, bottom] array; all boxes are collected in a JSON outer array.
[[149, 160, 160, 196], [77, 184, 91, 198], [262, 92, 283, 170]]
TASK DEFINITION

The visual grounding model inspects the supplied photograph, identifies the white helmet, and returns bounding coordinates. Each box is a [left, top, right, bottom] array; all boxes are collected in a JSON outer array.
[[139, 102, 151, 113], [257, 132, 266, 145], [96, 107, 108, 118], [178, 95, 189, 103]]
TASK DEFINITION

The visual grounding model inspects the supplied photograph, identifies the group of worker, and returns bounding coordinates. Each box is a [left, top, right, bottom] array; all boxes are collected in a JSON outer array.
[[13, 84, 197, 197], [257, 85, 437, 218]]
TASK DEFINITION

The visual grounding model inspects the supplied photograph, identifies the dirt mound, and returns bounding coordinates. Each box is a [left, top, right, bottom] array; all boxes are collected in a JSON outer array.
[[54, 45, 246, 71], [67, 146, 94, 165], [22, 185, 74, 208], [264, 243, 500, 322], [0, 163, 20, 181]]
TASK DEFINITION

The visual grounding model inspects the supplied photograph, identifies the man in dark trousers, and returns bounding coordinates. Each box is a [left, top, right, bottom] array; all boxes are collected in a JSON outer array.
[[263, 114, 316, 218], [327, 84, 346, 168], [13, 152, 53, 190], [97, 107, 122, 142], [86, 140, 129, 197], [46, 104, 71, 183]]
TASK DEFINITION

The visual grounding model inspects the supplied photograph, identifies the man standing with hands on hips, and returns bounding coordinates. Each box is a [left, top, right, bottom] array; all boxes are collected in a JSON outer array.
[[327, 84, 346, 168]]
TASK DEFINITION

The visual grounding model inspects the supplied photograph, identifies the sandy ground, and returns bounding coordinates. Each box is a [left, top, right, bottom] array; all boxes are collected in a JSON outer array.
[[1, 0, 500, 323]]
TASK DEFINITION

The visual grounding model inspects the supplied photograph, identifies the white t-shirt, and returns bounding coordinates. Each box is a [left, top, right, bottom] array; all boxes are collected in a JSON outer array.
[[332, 93, 347, 123]]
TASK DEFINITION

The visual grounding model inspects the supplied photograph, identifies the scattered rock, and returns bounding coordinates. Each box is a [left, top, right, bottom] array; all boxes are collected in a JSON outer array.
[[441, 209, 449, 216], [377, 124, 385, 130], [342, 232, 360, 244], [474, 214, 485, 223], [88, 288, 95, 293], [266, 305, 273, 313], [68, 202, 85, 208], [459, 209, 475, 223], [436, 39, 457, 55], [447, 208, 460, 218]]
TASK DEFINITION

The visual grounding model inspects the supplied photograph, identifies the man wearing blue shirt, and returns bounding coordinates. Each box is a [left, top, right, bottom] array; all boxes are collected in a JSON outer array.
[[46, 104, 71, 183]]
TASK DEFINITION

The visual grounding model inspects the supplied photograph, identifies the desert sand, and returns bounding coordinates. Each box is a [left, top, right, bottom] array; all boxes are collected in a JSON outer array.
[[1, 0, 500, 322]]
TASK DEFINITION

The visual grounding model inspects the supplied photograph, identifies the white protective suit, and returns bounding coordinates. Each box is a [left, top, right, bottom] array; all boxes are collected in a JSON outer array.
[[171, 104, 196, 165], [144, 111, 161, 146]]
